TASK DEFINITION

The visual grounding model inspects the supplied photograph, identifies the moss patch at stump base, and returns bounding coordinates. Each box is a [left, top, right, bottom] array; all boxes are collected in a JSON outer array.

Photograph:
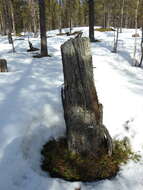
[[41, 137, 140, 182]]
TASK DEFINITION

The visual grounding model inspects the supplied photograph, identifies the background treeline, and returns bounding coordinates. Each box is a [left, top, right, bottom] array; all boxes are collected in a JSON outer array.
[[0, 0, 143, 35]]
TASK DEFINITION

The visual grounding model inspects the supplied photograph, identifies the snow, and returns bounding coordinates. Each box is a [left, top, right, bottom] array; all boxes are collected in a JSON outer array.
[[0, 27, 143, 190]]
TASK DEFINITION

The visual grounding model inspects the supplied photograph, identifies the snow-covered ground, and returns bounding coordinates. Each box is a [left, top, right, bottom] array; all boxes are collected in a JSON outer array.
[[0, 27, 143, 190]]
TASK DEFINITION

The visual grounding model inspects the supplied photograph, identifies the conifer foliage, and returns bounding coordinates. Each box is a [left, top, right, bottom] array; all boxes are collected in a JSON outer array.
[[0, 0, 143, 35]]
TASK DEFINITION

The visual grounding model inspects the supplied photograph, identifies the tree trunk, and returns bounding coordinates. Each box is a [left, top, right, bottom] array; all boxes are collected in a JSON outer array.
[[38, 0, 48, 56], [69, 19, 72, 34], [112, 27, 119, 53], [1, 0, 15, 51], [61, 37, 112, 157], [139, 26, 143, 67], [103, 1, 106, 28], [0, 59, 8, 72], [1, 0, 9, 35], [3, 0, 13, 34], [59, 0, 62, 34], [125, 12, 129, 28], [0, 14, 6, 35], [68, 0, 72, 34], [10, 0, 16, 35], [29, 0, 38, 35], [88, 0, 95, 42], [132, 0, 140, 66], [106, 6, 111, 28], [120, 0, 125, 33]]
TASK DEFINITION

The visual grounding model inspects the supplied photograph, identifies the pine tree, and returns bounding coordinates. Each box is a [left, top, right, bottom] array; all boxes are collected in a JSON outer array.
[[38, 0, 48, 57], [88, 0, 95, 42]]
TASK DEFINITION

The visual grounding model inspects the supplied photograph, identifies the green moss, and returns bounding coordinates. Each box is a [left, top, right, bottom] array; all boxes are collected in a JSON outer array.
[[95, 28, 115, 32], [41, 137, 140, 182], [16, 33, 23, 37]]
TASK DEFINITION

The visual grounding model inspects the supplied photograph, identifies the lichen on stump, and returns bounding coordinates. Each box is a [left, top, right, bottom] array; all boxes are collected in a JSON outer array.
[[61, 37, 112, 157], [0, 59, 8, 72]]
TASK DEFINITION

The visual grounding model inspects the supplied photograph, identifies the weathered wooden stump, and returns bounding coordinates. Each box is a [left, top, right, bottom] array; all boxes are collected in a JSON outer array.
[[61, 37, 112, 157], [0, 59, 8, 72]]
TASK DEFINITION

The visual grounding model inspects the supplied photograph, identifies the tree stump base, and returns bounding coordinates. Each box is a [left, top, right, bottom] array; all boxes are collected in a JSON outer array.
[[0, 59, 8, 72]]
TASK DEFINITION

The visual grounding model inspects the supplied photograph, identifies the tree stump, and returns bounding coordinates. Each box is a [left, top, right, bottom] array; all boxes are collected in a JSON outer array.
[[0, 59, 8, 72], [27, 41, 39, 52], [61, 37, 112, 157]]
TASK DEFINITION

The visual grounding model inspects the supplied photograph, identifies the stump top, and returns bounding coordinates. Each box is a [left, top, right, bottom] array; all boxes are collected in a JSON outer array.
[[61, 37, 89, 48]]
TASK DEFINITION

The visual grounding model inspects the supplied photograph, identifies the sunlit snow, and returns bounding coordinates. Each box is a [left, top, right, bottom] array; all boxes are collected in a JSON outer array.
[[0, 27, 143, 190]]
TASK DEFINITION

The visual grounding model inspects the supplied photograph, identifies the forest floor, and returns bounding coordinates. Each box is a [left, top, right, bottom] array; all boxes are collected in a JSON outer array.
[[0, 27, 143, 190]]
